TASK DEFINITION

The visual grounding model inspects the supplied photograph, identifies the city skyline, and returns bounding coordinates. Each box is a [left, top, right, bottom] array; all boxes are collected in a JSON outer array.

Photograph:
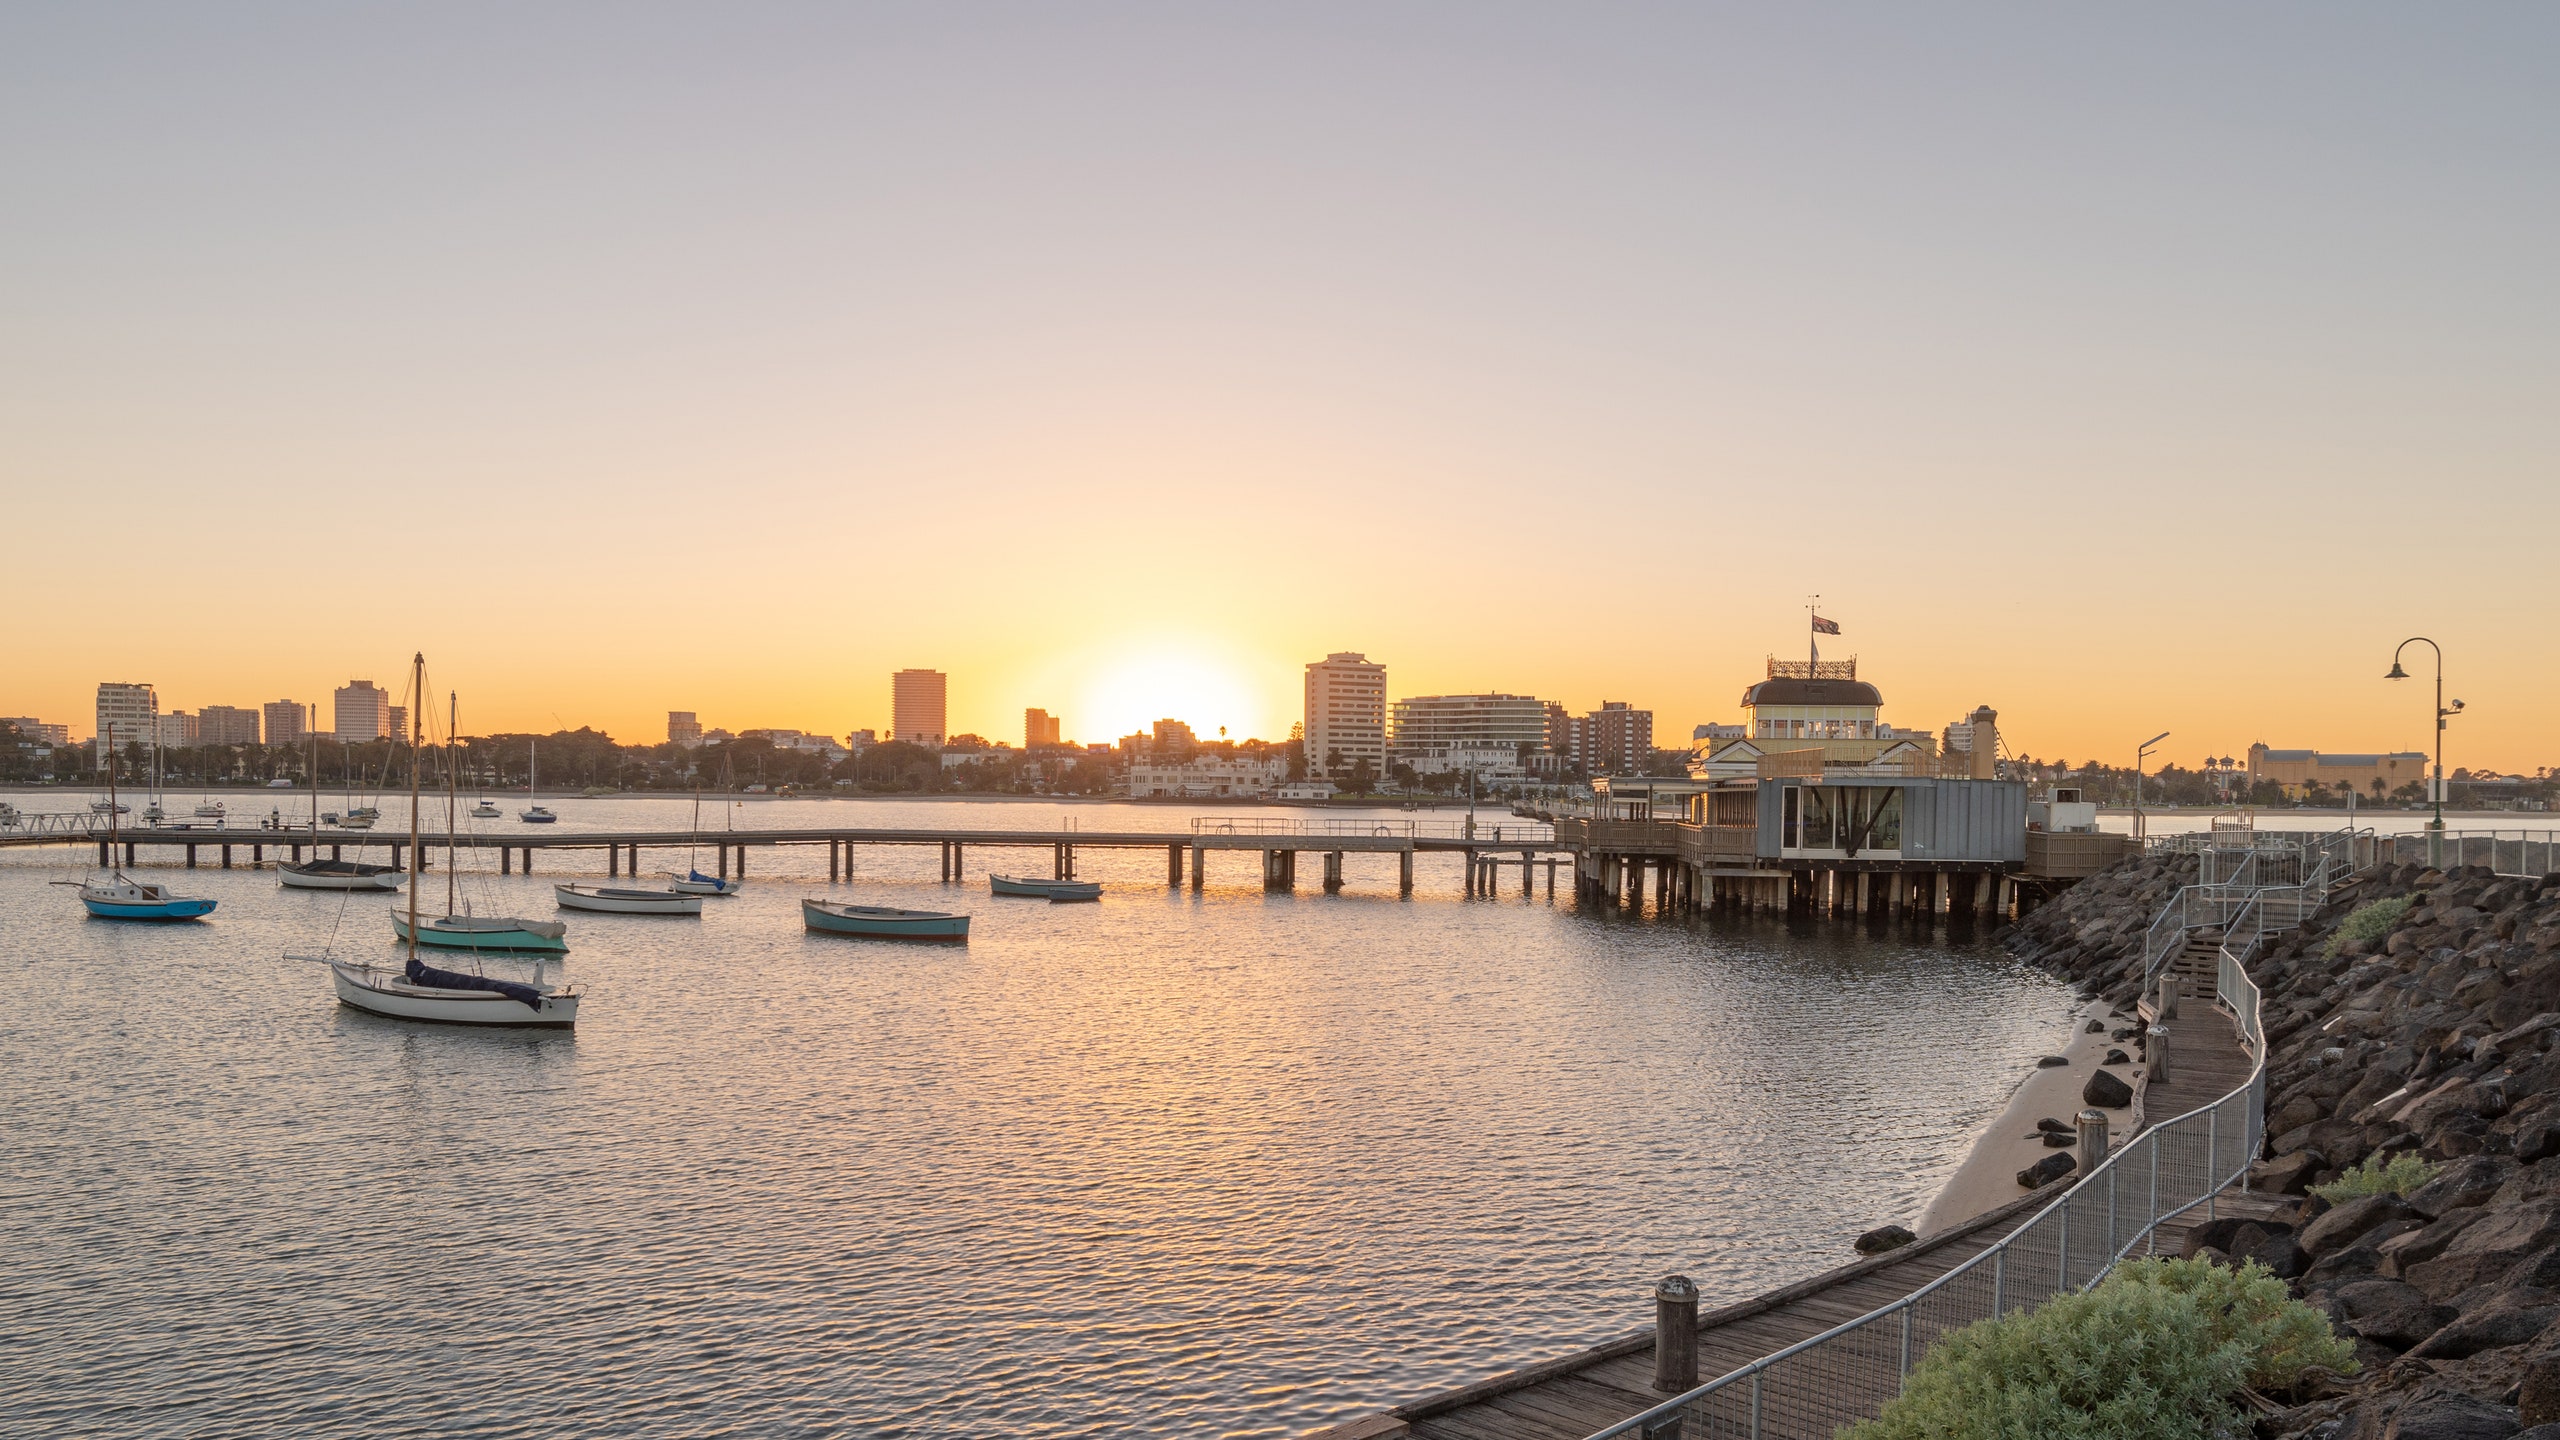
[[11, 622, 2545, 777]]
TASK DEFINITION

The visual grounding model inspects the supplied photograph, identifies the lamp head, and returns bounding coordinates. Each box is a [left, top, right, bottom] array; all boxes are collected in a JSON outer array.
[[2385, 661, 2410, 680], [2451, 699, 2465, 711]]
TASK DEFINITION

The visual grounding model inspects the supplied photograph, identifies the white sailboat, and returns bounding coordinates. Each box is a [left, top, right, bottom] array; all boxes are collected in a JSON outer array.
[[520, 739, 556, 823], [665, 787, 741, 895], [304, 662, 579, 1028], [280, 713, 403, 891]]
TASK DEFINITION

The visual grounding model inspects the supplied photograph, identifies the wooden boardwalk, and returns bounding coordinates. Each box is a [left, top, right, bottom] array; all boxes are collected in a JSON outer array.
[[1306, 1001, 2277, 1440]]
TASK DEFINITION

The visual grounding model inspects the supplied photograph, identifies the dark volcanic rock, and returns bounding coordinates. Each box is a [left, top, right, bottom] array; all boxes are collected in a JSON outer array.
[[2407, 1296, 2560, 1359], [2380, 1385, 2522, 1438], [2105, 1047, 2131, 1065], [2017, 1152, 2076, 1189], [2083, 1069, 2134, 1108], [2306, 1195, 2422, 1257], [1853, 1224, 1915, 1256], [2256, 1150, 2328, 1195], [2336, 1278, 2459, 1350], [2086, 1018, 2106, 1034], [2036, 1054, 2070, 1068]]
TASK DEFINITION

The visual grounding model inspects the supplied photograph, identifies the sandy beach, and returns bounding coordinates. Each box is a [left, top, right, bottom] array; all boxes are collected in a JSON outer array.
[[1917, 999, 2147, 1235]]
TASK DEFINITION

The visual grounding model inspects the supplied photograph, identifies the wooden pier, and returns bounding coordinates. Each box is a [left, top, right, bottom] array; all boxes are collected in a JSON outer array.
[[0, 819, 1574, 897], [1303, 1002, 2270, 1440]]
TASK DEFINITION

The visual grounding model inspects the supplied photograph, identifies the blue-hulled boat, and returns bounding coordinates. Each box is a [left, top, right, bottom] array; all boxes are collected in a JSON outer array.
[[57, 876, 218, 920], [801, 897, 970, 941]]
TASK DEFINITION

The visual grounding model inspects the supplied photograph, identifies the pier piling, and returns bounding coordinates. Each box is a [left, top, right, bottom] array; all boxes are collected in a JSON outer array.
[[1654, 1274, 1700, 1393]]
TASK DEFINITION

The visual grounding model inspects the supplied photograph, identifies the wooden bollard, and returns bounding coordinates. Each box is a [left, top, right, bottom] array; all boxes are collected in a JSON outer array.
[[2148, 1024, 2171, 1083], [1654, 1274, 1699, 1392]]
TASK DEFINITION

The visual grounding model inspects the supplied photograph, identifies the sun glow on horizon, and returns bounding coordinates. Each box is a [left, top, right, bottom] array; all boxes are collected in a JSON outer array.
[[1068, 643, 1284, 748]]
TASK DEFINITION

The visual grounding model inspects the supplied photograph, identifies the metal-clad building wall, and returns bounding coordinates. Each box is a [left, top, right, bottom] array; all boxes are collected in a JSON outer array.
[[1755, 778, 2027, 862]]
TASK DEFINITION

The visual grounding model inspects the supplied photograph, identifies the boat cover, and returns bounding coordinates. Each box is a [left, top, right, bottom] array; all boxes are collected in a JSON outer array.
[[404, 957, 545, 1012], [687, 871, 722, 886]]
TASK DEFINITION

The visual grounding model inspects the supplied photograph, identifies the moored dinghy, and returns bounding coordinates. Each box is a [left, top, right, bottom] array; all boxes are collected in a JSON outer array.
[[666, 869, 742, 896], [801, 897, 971, 941], [279, 857, 404, 891], [62, 876, 219, 920], [988, 874, 1103, 902], [323, 954, 579, 1029], [555, 884, 701, 915], [394, 910, 570, 953]]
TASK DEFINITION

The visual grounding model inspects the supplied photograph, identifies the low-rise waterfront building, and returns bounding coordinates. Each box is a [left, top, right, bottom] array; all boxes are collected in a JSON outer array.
[[1389, 693, 1549, 766], [2246, 743, 2430, 800], [2, 717, 73, 746], [1125, 755, 1283, 799]]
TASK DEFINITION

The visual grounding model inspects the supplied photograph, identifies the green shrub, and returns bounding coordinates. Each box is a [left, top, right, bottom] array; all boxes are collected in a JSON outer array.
[[2312, 1150, 2438, 1203], [2325, 895, 2412, 956], [1838, 1257, 2354, 1440]]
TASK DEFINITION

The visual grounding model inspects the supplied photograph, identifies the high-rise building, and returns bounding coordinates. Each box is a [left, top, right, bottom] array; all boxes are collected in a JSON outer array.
[[669, 711, 703, 747], [1151, 718, 1197, 755], [1584, 701, 1655, 776], [892, 669, 947, 747], [95, 682, 156, 760], [264, 701, 307, 748], [334, 681, 389, 742], [1304, 652, 1387, 782], [1024, 708, 1062, 749], [387, 705, 409, 741], [157, 711, 200, 748], [198, 705, 261, 746], [1388, 694, 1550, 764]]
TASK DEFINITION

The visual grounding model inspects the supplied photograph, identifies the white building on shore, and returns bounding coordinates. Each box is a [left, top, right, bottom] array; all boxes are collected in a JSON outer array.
[[1125, 755, 1286, 799]]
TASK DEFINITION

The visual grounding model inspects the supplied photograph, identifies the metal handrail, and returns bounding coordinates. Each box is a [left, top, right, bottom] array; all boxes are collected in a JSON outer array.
[[1583, 936, 2271, 1439]]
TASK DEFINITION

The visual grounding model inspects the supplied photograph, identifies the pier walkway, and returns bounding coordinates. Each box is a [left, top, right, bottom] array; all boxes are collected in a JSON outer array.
[[1305, 1000, 2271, 1440], [0, 814, 1571, 895]]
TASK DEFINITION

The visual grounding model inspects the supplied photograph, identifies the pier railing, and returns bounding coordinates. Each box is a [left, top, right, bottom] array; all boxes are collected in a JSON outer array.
[[1186, 816, 1558, 844], [2381, 829, 2560, 878], [1585, 926, 2269, 1440]]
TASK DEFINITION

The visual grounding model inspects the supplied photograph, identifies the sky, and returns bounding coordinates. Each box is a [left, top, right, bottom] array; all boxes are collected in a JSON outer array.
[[5, 4, 2555, 770]]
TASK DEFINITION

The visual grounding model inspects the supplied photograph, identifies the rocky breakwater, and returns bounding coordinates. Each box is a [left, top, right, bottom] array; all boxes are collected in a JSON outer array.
[[2009, 857, 2560, 1438]]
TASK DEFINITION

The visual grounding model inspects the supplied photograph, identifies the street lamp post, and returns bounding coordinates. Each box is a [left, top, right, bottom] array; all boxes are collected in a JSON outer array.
[[2386, 638, 2463, 854], [2134, 731, 2171, 841]]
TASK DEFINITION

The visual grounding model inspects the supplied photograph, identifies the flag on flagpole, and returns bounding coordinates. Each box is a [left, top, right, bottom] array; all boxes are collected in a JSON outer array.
[[1811, 614, 1841, 635]]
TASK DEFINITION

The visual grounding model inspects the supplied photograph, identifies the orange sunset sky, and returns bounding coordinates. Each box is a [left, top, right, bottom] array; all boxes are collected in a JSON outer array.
[[6, 7, 2555, 772]]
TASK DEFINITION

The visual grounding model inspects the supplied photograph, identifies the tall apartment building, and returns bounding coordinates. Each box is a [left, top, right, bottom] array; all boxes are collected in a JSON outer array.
[[1584, 701, 1655, 775], [1024, 708, 1062, 749], [892, 669, 948, 747], [198, 705, 261, 746], [1, 717, 72, 746], [669, 711, 703, 746], [1388, 693, 1550, 764], [387, 705, 409, 741], [157, 711, 200, 748], [264, 701, 307, 748], [1304, 652, 1387, 781], [96, 682, 156, 758], [334, 681, 389, 742]]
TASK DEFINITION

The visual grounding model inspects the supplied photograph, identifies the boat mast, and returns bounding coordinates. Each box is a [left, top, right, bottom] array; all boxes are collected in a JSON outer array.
[[407, 652, 423, 967], [104, 722, 118, 873], [308, 705, 319, 840], [447, 691, 459, 919]]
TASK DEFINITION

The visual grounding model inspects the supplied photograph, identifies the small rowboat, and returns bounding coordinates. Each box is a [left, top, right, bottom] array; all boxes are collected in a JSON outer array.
[[555, 883, 701, 915], [801, 897, 970, 941], [279, 858, 404, 892], [666, 870, 742, 896], [988, 874, 1103, 903], [519, 805, 558, 824], [392, 911, 569, 953]]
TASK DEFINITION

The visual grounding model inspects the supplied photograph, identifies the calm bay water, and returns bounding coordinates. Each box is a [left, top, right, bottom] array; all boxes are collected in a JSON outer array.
[[1, 795, 2077, 1438]]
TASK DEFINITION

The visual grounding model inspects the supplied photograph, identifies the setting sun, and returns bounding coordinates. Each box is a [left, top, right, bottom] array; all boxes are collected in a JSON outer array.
[[1067, 642, 1282, 746]]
